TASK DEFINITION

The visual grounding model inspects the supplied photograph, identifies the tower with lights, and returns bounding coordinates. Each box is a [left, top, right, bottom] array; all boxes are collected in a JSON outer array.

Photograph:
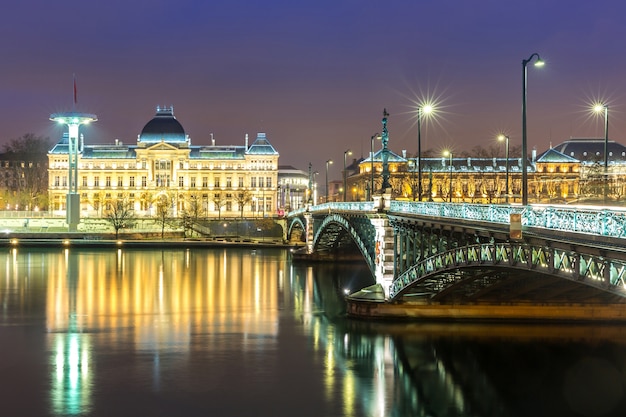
[[50, 107, 97, 231]]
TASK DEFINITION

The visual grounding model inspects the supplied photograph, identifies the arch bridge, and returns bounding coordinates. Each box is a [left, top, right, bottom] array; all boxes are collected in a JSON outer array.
[[287, 200, 626, 306]]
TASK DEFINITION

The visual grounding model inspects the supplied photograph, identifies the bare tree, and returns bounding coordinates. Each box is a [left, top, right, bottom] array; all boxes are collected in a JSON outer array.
[[234, 190, 252, 218], [213, 192, 226, 220], [104, 195, 135, 239], [155, 193, 173, 239]]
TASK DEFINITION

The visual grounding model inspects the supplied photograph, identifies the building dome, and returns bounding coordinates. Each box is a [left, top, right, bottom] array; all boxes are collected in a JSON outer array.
[[138, 106, 187, 144]]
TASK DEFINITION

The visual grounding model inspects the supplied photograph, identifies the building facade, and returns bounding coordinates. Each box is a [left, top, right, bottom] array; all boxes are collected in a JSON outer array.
[[48, 107, 280, 218], [348, 138, 626, 204]]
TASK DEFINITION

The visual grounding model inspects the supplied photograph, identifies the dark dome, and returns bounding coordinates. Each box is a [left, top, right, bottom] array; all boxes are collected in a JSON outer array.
[[139, 106, 187, 143]]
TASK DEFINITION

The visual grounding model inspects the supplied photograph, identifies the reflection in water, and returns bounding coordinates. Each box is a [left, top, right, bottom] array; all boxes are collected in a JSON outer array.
[[2, 248, 626, 416]]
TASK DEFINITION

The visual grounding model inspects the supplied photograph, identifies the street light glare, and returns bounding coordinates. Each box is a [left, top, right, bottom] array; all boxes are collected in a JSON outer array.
[[593, 103, 607, 113], [534, 58, 545, 67], [422, 104, 434, 114]]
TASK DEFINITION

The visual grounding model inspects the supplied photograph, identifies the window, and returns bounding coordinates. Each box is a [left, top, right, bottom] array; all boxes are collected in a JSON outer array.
[[259, 177, 265, 187], [226, 177, 232, 188], [214, 177, 220, 187], [266, 177, 272, 188], [118, 176, 123, 187], [82, 176, 87, 187], [179, 176, 184, 187], [54, 176, 60, 187], [202, 177, 208, 187], [238, 177, 244, 187], [94, 176, 100, 187], [142, 176, 147, 187], [251, 177, 257, 187], [130, 176, 135, 187], [191, 177, 196, 187], [106, 176, 111, 187]]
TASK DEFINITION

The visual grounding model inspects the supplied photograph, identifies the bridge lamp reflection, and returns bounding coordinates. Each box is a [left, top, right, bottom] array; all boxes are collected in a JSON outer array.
[[343, 288, 350, 295]]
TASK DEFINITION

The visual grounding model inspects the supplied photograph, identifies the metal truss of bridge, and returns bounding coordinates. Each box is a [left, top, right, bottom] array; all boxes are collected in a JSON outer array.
[[287, 200, 626, 310]]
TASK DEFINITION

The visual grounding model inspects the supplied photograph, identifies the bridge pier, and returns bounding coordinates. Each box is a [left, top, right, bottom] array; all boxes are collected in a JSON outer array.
[[371, 216, 395, 297], [304, 211, 314, 254]]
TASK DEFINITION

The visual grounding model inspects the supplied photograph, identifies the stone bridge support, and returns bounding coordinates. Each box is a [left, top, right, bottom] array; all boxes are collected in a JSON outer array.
[[304, 211, 314, 254], [370, 216, 395, 297]]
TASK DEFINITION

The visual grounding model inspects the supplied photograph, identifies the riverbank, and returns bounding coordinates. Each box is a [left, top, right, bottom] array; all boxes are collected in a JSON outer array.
[[1, 235, 301, 249], [346, 297, 626, 323]]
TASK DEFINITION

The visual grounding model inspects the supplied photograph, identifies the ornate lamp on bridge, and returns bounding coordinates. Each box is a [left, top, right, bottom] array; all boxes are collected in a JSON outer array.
[[593, 102, 609, 201], [521, 53, 544, 206], [443, 150, 453, 202], [380, 109, 391, 192], [50, 78, 97, 231], [325, 159, 333, 202], [416, 104, 433, 201], [369, 132, 380, 200], [343, 149, 352, 202], [498, 134, 510, 203]]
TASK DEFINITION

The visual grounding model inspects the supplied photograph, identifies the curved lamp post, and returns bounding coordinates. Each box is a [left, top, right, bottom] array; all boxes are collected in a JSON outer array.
[[443, 150, 453, 202], [522, 53, 544, 206], [343, 149, 352, 202], [498, 134, 510, 203], [325, 159, 333, 202], [417, 104, 433, 201]]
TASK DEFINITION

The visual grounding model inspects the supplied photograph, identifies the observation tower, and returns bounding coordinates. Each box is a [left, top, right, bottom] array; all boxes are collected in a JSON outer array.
[[50, 86, 97, 231]]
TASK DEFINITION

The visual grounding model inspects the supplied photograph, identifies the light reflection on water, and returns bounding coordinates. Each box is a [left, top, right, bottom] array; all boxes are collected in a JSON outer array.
[[2, 247, 626, 416]]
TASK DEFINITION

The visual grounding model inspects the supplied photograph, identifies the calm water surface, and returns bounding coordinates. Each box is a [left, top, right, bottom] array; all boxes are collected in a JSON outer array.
[[2, 247, 626, 417]]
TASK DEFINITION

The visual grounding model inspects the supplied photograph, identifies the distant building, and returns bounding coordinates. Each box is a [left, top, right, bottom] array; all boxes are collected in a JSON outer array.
[[348, 138, 626, 204], [0, 150, 48, 211], [48, 106, 280, 218], [278, 165, 314, 211]]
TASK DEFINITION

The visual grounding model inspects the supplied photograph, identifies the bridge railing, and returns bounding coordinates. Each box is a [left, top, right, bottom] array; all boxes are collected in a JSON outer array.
[[288, 201, 626, 239]]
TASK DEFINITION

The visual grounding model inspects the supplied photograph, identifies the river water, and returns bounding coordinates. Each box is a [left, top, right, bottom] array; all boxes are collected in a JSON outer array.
[[2, 247, 626, 417]]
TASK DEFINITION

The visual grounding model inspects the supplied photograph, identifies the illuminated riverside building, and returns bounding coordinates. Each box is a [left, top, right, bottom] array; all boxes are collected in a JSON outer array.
[[48, 107, 279, 218], [278, 165, 314, 210], [348, 138, 626, 203]]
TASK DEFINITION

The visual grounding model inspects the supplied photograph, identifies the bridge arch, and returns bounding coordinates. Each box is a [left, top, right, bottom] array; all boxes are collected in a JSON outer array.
[[287, 217, 306, 241], [390, 242, 626, 303], [313, 214, 376, 272]]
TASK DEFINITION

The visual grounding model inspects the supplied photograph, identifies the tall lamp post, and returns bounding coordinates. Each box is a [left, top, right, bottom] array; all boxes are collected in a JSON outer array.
[[444, 151, 453, 202], [521, 53, 544, 206], [594, 103, 609, 201], [498, 134, 510, 203], [417, 104, 433, 201], [325, 159, 333, 202], [370, 133, 380, 199], [343, 149, 352, 202]]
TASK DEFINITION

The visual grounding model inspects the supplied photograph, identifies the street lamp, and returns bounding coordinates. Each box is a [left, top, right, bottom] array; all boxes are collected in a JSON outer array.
[[443, 150, 453, 202], [343, 149, 352, 202], [522, 52, 544, 206], [417, 104, 433, 201], [498, 134, 510, 203], [325, 159, 333, 202], [370, 133, 380, 199], [594, 103, 609, 201]]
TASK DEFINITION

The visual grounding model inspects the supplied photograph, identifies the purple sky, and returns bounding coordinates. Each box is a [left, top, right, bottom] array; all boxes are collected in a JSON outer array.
[[2, 0, 626, 179]]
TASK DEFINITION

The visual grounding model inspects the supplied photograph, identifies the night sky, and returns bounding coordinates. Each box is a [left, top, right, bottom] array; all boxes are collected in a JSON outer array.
[[2, 0, 626, 178]]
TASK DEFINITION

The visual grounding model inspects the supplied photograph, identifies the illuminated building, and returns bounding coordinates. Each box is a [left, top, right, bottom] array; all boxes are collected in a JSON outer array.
[[348, 138, 626, 204], [48, 106, 279, 218]]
